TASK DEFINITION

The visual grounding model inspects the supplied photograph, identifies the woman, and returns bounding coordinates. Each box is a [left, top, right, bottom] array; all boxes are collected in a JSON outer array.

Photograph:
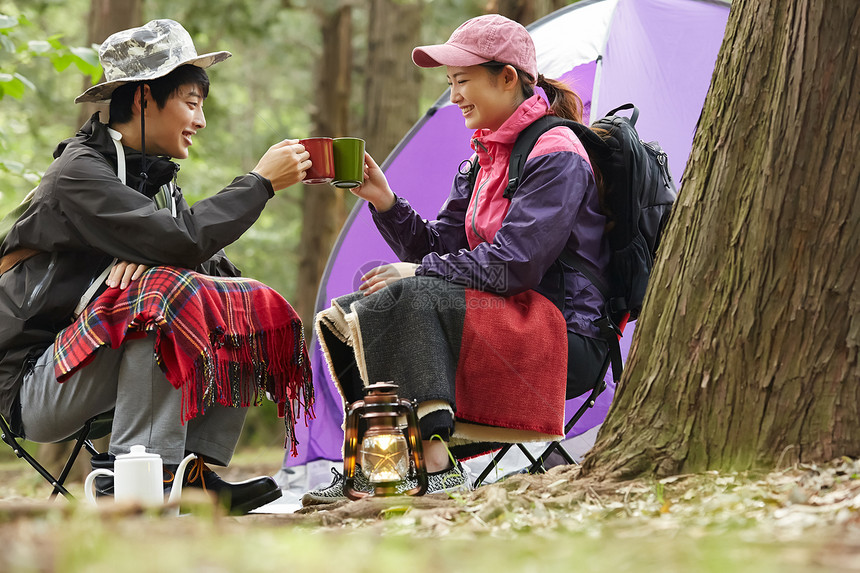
[[306, 14, 608, 504]]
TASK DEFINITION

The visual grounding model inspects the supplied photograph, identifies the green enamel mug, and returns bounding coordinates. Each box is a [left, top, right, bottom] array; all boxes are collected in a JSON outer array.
[[332, 137, 366, 189]]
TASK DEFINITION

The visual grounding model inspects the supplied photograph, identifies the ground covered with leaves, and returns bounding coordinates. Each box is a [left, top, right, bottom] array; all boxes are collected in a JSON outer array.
[[2, 449, 860, 572]]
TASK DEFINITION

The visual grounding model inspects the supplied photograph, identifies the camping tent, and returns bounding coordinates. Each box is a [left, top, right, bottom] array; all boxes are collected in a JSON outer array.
[[285, 0, 731, 467]]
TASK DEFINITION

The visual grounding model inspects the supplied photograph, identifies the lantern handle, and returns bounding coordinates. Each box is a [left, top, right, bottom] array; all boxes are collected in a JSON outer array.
[[343, 399, 370, 500], [399, 399, 428, 496]]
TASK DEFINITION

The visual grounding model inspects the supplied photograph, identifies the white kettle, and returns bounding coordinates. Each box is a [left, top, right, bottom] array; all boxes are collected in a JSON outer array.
[[84, 445, 196, 514]]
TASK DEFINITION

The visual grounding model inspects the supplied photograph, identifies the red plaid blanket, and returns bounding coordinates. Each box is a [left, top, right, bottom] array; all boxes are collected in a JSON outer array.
[[54, 266, 313, 455]]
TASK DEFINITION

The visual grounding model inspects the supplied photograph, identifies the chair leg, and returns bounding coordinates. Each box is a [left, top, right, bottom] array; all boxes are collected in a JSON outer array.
[[515, 443, 540, 466], [473, 444, 514, 488], [15, 445, 74, 498], [49, 417, 95, 499], [527, 440, 577, 474], [523, 380, 608, 475], [1, 416, 74, 498], [473, 341, 619, 486], [83, 440, 99, 457]]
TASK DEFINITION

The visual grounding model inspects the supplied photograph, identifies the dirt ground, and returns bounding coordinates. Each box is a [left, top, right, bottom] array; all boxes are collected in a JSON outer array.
[[3, 445, 860, 572]]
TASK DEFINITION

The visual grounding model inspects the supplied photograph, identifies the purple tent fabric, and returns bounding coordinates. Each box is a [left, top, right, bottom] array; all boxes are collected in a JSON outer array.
[[597, 0, 731, 179], [286, 0, 730, 466]]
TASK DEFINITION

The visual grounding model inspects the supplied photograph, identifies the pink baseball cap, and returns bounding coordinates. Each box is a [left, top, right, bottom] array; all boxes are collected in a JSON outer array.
[[411, 14, 537, 81]]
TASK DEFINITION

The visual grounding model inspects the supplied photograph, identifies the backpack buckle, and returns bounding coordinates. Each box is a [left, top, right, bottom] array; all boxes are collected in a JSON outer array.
[[503, 178, 518, 199], [594, 314, 621, 338]]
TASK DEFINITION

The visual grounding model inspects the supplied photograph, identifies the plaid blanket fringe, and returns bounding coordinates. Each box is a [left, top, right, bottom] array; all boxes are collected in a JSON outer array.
[[163, 324, 314, 456], [54, 266, 314, 456]]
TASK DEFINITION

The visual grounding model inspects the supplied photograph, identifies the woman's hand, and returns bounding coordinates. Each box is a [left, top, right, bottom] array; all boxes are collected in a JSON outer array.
[[351, 152, 396, 212], [107, 261, 148, 289], [359, 262, 418, 295], [252, 139, 312, 191]]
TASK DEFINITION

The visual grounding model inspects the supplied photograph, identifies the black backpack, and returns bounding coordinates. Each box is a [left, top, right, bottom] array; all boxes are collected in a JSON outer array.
[[468, 104, 677, 374], [470, 103, 676, 321]]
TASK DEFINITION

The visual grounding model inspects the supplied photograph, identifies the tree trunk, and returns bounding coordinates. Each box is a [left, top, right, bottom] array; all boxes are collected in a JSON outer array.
[[77, 0, 143, 127], [485, 0, 567, 24], [293, 3, 352, 327], [363, 0, 423, 160], [582, 0, 860, 480]]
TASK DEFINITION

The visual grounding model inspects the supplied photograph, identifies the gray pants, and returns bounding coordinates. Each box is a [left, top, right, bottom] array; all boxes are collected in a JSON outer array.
[[19, 334, 246, 465]]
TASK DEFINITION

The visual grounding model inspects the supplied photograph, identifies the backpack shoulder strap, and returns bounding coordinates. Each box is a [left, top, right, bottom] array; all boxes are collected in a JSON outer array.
[[504, 116, 604, 199], [557, 248, 610, 302], [505, 115, 618, 314], [465, 156, 480, 195]]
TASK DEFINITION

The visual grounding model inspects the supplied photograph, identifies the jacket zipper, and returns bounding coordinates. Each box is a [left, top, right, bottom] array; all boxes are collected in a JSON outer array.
[[470, 139, 491, 243], [471, 178, 490, 244]]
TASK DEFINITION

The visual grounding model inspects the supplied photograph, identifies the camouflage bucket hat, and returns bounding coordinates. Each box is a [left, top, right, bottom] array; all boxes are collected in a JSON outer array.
[[75, 19, 231, 104]]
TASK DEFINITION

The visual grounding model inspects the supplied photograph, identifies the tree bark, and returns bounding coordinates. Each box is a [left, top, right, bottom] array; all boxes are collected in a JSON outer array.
[[293, 3, 352, 327], [363, 0, 423, 160], [485, 0, 567, 25], [77, 0, 143, 126], [583, 0, 860, 480]]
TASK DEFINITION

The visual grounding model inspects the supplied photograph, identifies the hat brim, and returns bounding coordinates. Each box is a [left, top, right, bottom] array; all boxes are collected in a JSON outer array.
[[75, 50, 232, 104], [411, 44, 490, 69]]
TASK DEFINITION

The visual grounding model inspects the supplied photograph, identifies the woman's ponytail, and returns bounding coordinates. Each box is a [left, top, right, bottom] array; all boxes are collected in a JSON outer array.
[[536, 74, 584, 122], [533, 73, 607, 221], [480, 63, 585, 122]]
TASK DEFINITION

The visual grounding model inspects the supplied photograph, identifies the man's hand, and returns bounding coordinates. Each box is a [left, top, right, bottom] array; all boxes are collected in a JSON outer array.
[[107, 261, 148, 289], [359, 262, 418, 295], [252, 139, 312, 191]]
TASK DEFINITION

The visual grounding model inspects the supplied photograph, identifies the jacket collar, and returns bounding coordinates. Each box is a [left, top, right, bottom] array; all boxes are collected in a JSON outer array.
[[471, 95, 550, 160], [55, 113, 179, 198]]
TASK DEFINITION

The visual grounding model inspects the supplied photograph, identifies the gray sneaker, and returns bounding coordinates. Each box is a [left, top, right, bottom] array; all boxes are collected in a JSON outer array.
[[400, 462, 472, 496], [301, 466, 372, 506], [301, 463, 471, 506]]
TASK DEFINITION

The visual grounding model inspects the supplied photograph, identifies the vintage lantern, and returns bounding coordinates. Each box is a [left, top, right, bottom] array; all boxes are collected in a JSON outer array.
[[343, 382, 428, 498]]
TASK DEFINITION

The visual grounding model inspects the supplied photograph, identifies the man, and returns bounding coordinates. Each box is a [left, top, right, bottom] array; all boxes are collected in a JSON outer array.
[[0, 19, 312, 514]]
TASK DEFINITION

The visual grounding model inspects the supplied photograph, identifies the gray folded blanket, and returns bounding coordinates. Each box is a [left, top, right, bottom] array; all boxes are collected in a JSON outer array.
[[316, 276, 568, 447]]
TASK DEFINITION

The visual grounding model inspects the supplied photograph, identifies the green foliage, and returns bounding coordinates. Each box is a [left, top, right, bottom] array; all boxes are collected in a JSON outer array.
[[0, 13, 100, 100], [0, 0, 99, 210]]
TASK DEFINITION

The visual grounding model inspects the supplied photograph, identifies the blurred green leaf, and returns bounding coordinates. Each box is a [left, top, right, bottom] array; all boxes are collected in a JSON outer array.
[[0, 73, 25, 99], [15, 74, 36, 90], [1, 160, 25, 174], [14, 72, 35, 91], [1, 34, 14, 53], [0, 14, 18, 30], [50, 53, 74, 72], [70, 46, 99, 68], [26, 40, 51, 54]]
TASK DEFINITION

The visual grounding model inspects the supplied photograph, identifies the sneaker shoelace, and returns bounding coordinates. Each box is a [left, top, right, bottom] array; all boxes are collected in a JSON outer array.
[[325, 467, 345, 488], [315, 466, 372, 494], [400, 463, 465, 493]]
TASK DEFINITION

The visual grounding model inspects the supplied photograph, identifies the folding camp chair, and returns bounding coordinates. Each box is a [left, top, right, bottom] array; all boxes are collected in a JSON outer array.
[[0, 411, 110, 499], [472, 313, 629, 487]]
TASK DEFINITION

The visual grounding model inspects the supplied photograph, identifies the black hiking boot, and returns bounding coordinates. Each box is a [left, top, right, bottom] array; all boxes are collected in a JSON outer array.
[[90, 453, 281, 515]]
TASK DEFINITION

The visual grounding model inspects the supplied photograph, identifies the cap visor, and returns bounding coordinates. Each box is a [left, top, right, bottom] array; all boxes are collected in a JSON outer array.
[[411, 44, 489, 68]]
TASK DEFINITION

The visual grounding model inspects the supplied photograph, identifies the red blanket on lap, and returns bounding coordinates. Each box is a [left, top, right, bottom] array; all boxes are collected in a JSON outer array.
[[53, 266, 313, 455], [318, 277, 568, 444], [456, 289, 567, 435]]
